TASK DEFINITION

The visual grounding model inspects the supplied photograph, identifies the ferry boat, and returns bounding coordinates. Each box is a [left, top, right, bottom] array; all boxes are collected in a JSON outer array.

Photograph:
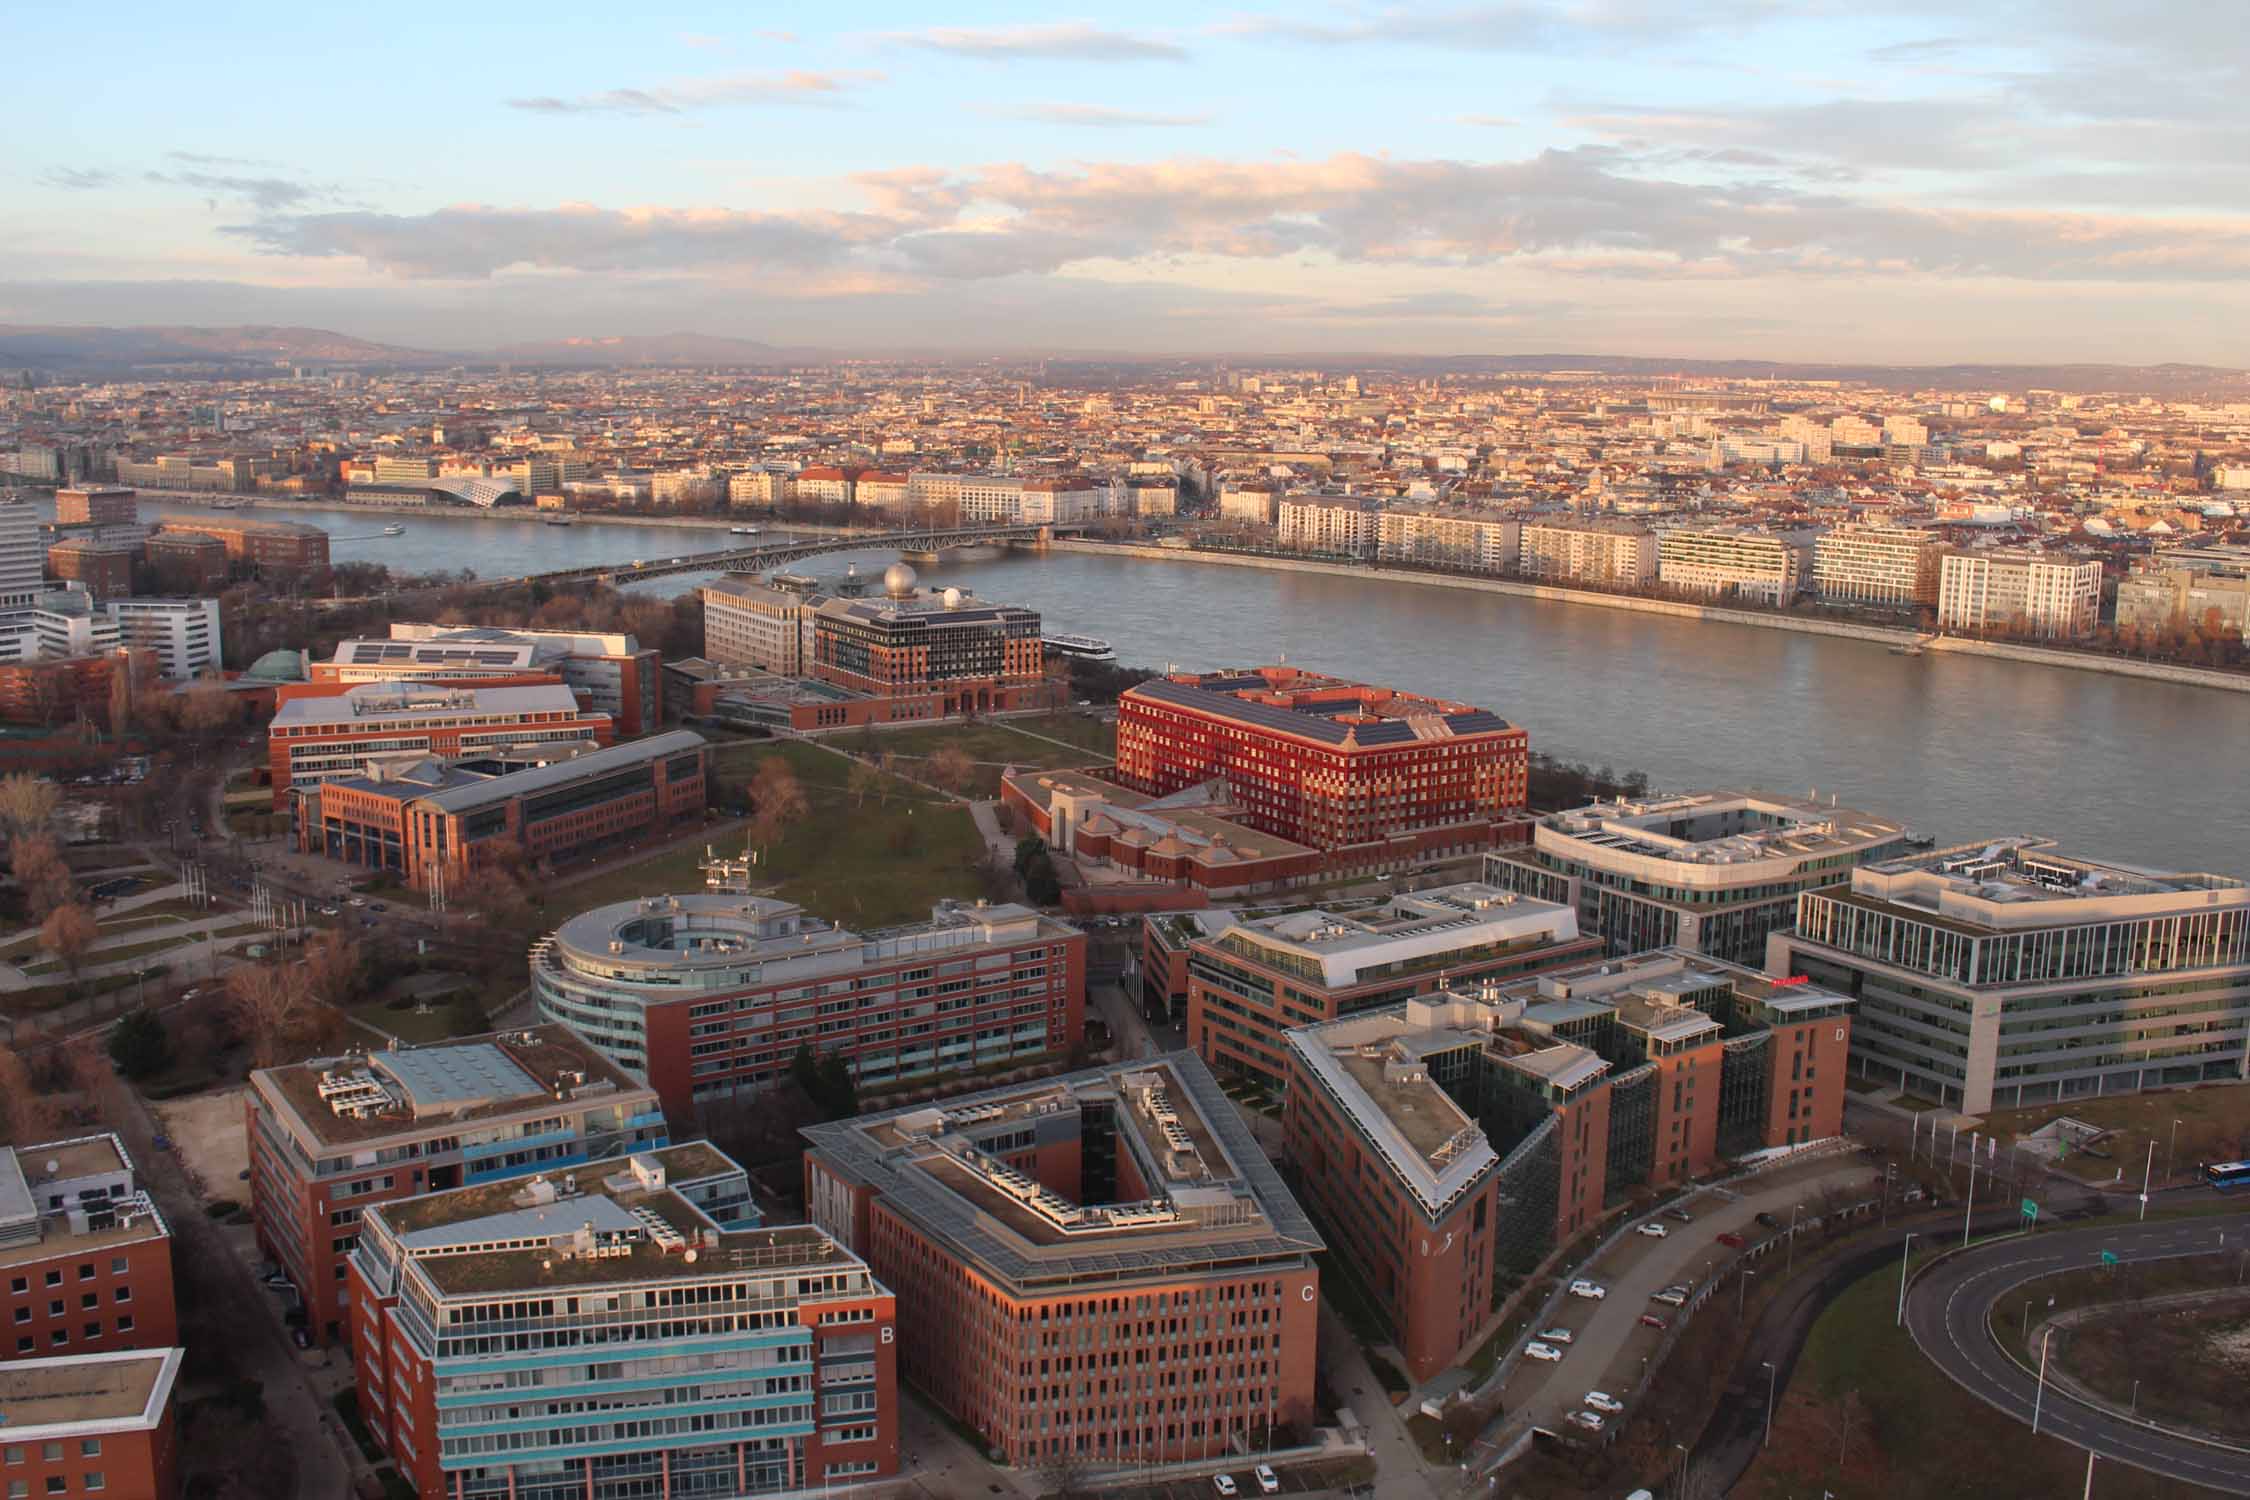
[[730, 525, 762, 536], [543, 515, 574, 526], [1041, 633, 1116, 664], [382, 523, 406, 536]]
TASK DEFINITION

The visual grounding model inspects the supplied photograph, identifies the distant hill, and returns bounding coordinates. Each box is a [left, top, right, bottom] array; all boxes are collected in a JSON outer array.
[[1418, 354, 2250, 394], [0, 323, 442, 371], [490, 332, 825, 367]]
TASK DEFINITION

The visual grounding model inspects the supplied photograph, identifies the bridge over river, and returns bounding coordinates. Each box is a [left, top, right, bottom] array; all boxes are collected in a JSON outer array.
[[504, 523, 1066, 589]]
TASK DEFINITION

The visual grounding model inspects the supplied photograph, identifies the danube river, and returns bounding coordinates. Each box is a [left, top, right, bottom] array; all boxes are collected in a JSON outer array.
[[103, 499, 2250, 874]]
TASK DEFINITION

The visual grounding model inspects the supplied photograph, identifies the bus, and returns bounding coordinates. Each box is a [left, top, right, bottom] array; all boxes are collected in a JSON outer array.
[[2206, 1161, 2250, 1191]]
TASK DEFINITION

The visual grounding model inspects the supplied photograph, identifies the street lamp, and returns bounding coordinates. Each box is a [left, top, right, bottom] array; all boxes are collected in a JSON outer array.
[[2139, 1139, 2156, 1223], [1738, 1267, 1759, 1318], [2033, 1326, 2056, 1434], [2167, 1117, 2181, 1185], [1762, 1360, 1777, 1449], [1895, 1232, 1919, 1327], [1673, 1442, 1688, 1496]]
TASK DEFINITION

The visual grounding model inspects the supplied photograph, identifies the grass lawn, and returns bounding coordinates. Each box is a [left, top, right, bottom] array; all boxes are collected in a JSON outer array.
[[994, 710, 1114, 755], [1733, 1252, 2222, 1500], [347, 997, 485, 1045], [0, 970, 150, 1020], [827, 720, 1107, 798], [1982, 1083, 2250, 1181], [62, 849, 151, 871], [547, 747, 991, 931], [2041, 1281, 2250, 1439]]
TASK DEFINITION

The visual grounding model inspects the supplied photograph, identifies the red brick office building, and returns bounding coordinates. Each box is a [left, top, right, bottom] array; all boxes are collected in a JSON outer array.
[[0, 1348, 183, 1500], [803, 1056, 1323, 1467], [2, 1135, 177, 1366], [1115, 667, 1530, 858]]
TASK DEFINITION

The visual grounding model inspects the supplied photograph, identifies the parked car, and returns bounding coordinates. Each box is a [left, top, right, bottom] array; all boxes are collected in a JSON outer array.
[[1524, 1342, 1564, 1363], [1755, 1211, 1781, 1228], [1717, 1232, 1746, 1249], [1665, 1205, 1694, 1223], [1638, 1314, 1667, 1330], [318, 904, 339, 916], [1213, 1476, 1239, 1498], [1537, 1327, 1575, 1346], [1652, 1288, 1689, 1307], [1566, 1411, 1605, 1432], [346, 896, 367, 907], [1636, 1222, 1668, 1239], [1584, 1391, 1625, 1415], [1254, 1466, 1280, 1494], [1568, 1280, 1607, 1300]]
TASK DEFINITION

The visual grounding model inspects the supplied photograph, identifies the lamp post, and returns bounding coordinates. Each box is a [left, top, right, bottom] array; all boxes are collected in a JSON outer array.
[[2140, 1139, 2155, 1223], [1762, 1360, 1777, 1449], [2167, 1117, 2181, 1186], [1738, 1267, 1759, 1318], [1674, 1442, 1688, 1497], [1962, 1158, 1978, 1248], [2033, 1326, 2056, 1435], [1787, 1204, 1800, 1275], [1895, 1232, 1918, 1327]]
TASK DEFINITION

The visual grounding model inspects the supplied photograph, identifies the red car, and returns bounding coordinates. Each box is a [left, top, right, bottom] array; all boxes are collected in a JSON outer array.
[[1717, 1232, 1746, 1249], [1638, 1314, 1667, 1330]]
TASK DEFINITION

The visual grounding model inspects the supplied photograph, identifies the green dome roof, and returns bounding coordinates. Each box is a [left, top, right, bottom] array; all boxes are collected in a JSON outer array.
[[243, 649, 306, 682]]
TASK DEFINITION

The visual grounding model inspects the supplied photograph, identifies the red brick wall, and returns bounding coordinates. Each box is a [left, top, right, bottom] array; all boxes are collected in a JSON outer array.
[[1648, 1044, 1726, 1186], [1766, 1016, 1852, 1147], [1554, 1089, 1611, 1243], [0, 1232, 174, 1362], [0, 1409, 175, 1499]]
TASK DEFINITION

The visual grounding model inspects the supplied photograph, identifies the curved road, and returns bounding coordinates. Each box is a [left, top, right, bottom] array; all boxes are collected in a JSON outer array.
[[1905, 1211, 2250, 1494]]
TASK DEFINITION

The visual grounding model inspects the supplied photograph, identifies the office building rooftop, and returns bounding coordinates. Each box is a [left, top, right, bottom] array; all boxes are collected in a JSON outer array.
[[0, 1349, 183, 1437], [1842, 836, 2246, 930], [1536, 789, 1906, 870], [1206, 881, 1578, 989]]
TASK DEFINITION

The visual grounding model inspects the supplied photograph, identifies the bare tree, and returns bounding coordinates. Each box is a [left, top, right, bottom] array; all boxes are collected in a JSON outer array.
[[847, 757, 882, 809], [298, 929, 364, 1007], [178, 677, 238, 736], [748, 755, 810, 859], [227, 964, 314, 1070], [0, 773, 61, 840], [928, 744, 976, 795], [0, 1042, 62, 1144], [40, 903, 99, 991], [874, 752, 899, 806], [12, 834, 76, 922]]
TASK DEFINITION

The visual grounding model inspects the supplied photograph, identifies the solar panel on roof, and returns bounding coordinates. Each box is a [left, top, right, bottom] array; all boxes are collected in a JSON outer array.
[[1351, 721, 1416, 745], [1134, 680, 1354, 743], [1443, 711, 1510, 733]]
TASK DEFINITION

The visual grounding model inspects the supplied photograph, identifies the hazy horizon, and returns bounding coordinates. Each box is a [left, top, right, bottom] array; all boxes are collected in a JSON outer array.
[[12, 1, 2250, 364]]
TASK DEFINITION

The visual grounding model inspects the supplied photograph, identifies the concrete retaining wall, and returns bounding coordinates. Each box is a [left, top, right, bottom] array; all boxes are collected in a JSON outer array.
[[1051, 541, 2250, 695]]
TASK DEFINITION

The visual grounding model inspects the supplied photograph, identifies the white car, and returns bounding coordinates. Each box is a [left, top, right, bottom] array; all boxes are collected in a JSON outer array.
[[1652, 1288, 1689, 1307], [1566, 1410, 1605, 1432], [1537, 1327, 1575, 1346], [1524, 1341, 1564, 1363], [1568, 1280, 1607, 1300], [1213, 1477, 1238, 1498], [1636, 1222, 1668, 1238], [1254, 1465, 1280, 1494], [1584, 1390, 1625, 1415]]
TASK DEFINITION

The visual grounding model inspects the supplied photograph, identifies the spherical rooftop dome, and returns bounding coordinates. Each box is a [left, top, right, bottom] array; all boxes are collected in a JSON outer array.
[[243, 648, 306, 683], [882, 561, 918, 598]]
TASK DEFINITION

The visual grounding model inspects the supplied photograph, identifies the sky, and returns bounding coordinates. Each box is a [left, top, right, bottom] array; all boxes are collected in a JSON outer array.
[[6, 0, 2249, 362]]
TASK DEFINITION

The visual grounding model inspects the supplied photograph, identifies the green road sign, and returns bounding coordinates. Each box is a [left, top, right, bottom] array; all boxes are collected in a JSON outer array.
[[2100, 1250, 2120, 1267], [2021, 1198, 2038, 1220]]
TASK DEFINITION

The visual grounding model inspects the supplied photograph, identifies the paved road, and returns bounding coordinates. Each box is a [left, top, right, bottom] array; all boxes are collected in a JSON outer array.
[[1480, 1153, 1881, 1451], [1905, 1211, 2250, 1494]]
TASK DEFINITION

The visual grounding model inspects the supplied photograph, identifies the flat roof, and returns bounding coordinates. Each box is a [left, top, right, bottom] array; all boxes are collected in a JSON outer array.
[[18, 1136, 126, 1189], [1211, 882, 1579, 989], [273, 681, 583, 728], [802, 1053, 1322, 1290], [411, 730, 706, 813], [0, 1349, 183, 1436], [1128, 673, 1514, 749], [254, 1025, 651, 1153], [1536, 789, 1905, 870]]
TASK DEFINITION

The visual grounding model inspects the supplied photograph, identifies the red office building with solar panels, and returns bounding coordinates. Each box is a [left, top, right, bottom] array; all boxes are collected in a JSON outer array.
[[1113, 666, 1530, 856]]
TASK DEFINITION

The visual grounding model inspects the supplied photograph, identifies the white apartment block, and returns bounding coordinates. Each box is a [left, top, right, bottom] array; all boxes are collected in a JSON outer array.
[[728, 468, 790, 507], [0, 499, 42, 607], [1216, 483, 1281, 526], [1778, 417, 1834, 463], [1518, 522, 1659, 586], [1281, 496, 1383, 558], [651, 467, 721, 505], [1018, 479, 1100, 525], [1657, 528, 1807, 605], [106, 597, 221, 680], [700, 578, 813, 674], [1375, 507, 1519, 573], [1814, 525, 1942, 605], [1937, 551, 2104, 639], [1124, 480, 1179, 517], [1829, 416, 1883, 449]]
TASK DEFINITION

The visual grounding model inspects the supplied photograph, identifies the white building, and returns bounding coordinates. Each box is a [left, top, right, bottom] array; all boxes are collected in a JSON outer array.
[[1937, 550, 2104, 638], [1018, 478, 1100, 525], [1216, 482, 1281, 526], [1518, 522, 1659, 586], [0, 499, 42, 608], [1778, 416, 1834, 463], [105, 597, 222, 680], [1280, 496, 1383, 558], [1656, 528, 1809, 605], [1375, 507, 1519, 573], [1814, 525, 1942, 605]]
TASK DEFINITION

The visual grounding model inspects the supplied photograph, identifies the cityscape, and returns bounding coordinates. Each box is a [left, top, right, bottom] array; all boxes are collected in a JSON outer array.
[[6, 6, 2250, 1500]]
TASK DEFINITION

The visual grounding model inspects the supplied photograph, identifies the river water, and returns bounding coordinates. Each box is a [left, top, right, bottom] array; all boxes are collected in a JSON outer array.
[[87, 499, 2250, 874]]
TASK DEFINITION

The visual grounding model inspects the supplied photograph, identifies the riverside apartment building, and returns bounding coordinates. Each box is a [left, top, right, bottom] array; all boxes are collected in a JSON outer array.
[[349, 1146, 895, 1500], [1283, 951, 1853, 1379], [802, 1055, 1322, 1467]]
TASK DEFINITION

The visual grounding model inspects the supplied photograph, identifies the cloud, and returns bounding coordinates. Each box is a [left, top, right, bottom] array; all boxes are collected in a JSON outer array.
[[992, 103, 1213, 128], [1866, 35, 1977, 64], [883, 22, 1188, 61], [507, 70, 880, 115], [148, 169, 326, 211], [164, 150, 280, 168], [1455, 114, 1520, 127], [1217, 1, 1797, 52], [42, 167, 116, 190], [230, 148, 2250, 285]]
